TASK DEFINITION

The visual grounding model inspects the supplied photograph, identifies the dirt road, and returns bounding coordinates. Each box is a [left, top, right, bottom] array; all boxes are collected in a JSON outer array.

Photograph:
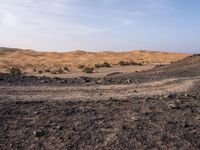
[[0, 76, 199, 102]]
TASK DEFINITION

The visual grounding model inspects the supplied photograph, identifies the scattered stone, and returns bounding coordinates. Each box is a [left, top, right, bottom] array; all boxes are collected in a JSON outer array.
[[168, 103, 177, 109], [126, 79, 132, 83], [96, 79, 103, 84], [163, 95, 168, 99], [33, 130, 45, 137], [168, 94, 176, 99], [56, 125, 63, 130], [61, 80, 68, 84]]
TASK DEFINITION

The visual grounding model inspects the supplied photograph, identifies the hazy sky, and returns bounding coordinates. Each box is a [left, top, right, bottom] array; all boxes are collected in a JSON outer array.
[[0, 0, 199, 52]]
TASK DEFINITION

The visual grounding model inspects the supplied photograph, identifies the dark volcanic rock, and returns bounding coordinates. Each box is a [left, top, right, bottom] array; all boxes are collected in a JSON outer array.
[[0, 92, 200, 149]]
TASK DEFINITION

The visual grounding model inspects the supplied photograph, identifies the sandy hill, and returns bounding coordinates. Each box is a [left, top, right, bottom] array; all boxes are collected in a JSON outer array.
[[0, 47, 190, 71]]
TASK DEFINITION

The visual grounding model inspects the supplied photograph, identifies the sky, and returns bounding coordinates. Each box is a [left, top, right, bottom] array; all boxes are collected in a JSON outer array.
[[0, 0, 200, 53]]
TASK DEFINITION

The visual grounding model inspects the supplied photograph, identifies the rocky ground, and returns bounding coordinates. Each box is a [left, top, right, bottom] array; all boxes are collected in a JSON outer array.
[[0, 55, 200, 150]]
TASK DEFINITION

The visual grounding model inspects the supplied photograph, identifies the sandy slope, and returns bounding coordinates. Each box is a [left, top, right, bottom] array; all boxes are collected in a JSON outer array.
[[0, 47, 190, 71]]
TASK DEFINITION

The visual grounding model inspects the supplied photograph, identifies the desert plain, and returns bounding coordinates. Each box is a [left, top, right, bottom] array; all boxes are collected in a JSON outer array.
[[0, 47, 200, 149]]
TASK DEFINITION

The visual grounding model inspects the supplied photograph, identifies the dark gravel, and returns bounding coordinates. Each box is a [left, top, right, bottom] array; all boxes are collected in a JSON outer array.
[[0, 92, 200, 150]]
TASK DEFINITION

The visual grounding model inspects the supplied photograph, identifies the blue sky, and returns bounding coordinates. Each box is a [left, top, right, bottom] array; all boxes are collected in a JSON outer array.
[[0, 0, 199, 53]]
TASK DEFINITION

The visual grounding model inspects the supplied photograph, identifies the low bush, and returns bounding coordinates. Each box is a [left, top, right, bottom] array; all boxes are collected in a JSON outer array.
[[63, 66, 69, 71], [119, 61, 126, 66], [50, 68, 64, 74], [9, 67, 22, 76], [38, 70, 43, 74], [119, 60, 142, 66], [102, 62, 111, 67], [94, 62, 111, 68], [51, 70, 57, 74], [82, 67, 94, 73], [57, 68, 64, 74], [78, 65, 85, 69], [94, 64, 101, 69], [44, 69, 51, 72]]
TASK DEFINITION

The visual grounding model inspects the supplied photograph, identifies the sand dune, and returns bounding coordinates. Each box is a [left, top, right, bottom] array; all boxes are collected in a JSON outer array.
[[0, 47, 190, 72]]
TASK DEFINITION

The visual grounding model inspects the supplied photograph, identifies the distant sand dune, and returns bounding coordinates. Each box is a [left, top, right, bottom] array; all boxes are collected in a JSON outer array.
[[0, 47, 190, 71]]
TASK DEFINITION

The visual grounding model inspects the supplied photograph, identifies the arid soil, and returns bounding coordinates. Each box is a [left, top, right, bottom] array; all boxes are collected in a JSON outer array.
[[0, 55, 200, 150]]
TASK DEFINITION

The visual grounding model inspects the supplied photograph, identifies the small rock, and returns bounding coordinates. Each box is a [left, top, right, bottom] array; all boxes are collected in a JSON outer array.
[[56, 125, 63, 130], [40, 80, 47, 83], [168, 103, 177, 109], [163, 95, 168, 99], [96, 79, 103, 84], [168, 94, 176, 99], [109, 97, 114, 100], [126, 79, 132, 83], [61, 80, 68, 84], [34, 130, 45, 137]]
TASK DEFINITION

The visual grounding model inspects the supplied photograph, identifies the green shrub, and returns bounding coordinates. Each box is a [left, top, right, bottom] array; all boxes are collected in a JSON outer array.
[[102, 62, 111, 67], [78, 65, 85, 69], [82, 67, 94, 73], [51, 70, 57, 74], [9, 67, 22, 76], [57, 68, 64, 74], [95, 62, 111, 68], [63, 66, 69, 71], [119, 61, 126, 66], [38, 70, 43, 74], [94, 64, 101, 69], [119, 60, 142, 66], [44, 69, 51, 72]]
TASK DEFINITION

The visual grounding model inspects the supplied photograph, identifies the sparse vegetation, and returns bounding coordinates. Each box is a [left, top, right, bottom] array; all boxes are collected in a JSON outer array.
[[63, 66, 69, 71], [82, 67, 94, 73], [119, 61, 126, 66], [44, 69, 51, 73], [102, 62, 111, 67], [33, 68, 37, 72], [78, 65, 85, 69], [50, 68, 64, 74], [38, 70, 43, 74], [9, 67, 22, 76], [94, 62, 111, 69], [94, 64, 101, 69], [119, 60, 142, 66], [57, 68, 64, 74], [51, 70, 57, 74]]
